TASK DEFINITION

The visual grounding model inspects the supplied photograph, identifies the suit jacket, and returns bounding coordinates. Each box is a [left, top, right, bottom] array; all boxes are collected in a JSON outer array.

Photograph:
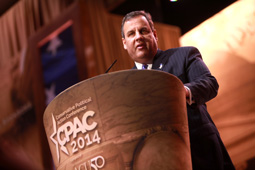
[[132, 46, 235, 170]]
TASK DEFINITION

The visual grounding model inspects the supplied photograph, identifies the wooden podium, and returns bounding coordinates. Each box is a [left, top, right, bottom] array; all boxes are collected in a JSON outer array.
[[43, 70, 192, 170]]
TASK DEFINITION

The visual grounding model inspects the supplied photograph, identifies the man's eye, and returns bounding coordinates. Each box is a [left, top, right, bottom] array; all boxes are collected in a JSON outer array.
[[127, 32, 134, 37], [141, 29, 149, 34]]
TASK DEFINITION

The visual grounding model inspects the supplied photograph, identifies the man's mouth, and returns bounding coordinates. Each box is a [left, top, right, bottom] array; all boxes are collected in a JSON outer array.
[[136, 44, 146, 49]]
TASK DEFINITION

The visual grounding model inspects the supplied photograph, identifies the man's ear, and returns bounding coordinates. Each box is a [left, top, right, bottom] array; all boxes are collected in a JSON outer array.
[[122, 38, 127, 50]]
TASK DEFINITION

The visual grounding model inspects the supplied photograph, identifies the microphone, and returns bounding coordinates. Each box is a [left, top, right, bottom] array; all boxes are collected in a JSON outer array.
[[105, 59, 117, 73]]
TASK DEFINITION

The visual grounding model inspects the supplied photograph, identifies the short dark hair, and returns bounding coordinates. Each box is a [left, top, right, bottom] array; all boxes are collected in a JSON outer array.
[[121, 10, 155, 38]]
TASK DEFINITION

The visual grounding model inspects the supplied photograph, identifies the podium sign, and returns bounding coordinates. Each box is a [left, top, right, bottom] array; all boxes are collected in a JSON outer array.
[[43, 70, 192, 170]]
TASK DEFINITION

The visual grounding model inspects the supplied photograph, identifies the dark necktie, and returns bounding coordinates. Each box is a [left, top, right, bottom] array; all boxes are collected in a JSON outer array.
[[142, 64, 148, 70]]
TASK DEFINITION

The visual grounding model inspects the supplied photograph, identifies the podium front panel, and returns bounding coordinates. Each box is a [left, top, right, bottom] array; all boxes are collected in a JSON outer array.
[[43, 70, 192, 170]]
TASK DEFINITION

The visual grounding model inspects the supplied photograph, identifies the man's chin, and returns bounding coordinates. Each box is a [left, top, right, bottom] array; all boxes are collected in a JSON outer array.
[[135, 56, 153, 64], [136, 51, 148, 59]]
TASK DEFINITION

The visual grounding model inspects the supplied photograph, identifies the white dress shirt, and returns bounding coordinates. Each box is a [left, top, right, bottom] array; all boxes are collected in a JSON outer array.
[[135, 62, 152, 70]]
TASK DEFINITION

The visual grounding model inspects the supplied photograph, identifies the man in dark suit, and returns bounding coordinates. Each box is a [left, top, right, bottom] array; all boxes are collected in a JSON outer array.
[[121, 10, 235, 170]]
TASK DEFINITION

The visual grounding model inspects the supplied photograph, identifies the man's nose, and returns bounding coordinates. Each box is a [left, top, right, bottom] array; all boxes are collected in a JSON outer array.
[[135, 31, 143, 40]]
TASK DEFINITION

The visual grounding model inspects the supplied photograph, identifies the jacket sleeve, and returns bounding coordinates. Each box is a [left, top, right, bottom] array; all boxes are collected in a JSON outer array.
[[183, 47, 219, 105]]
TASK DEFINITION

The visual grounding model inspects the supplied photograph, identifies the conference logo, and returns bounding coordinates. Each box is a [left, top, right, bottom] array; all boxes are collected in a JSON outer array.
[[49, 98, 102, 163]]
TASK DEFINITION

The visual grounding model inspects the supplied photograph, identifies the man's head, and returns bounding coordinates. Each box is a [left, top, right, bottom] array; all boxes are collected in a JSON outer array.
[[121, 11, 158, 64]]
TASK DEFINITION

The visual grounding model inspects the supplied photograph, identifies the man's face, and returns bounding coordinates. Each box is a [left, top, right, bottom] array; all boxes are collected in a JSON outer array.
[[122, 15, 158, 64]]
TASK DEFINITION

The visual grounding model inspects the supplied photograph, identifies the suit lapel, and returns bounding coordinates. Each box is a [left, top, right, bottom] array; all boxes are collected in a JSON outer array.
[[132, 65, 137, 69], [152, 50, 169, 70]]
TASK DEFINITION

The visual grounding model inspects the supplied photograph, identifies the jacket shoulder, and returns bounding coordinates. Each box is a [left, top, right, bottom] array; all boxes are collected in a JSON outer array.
[[164, 46, 198, 52]]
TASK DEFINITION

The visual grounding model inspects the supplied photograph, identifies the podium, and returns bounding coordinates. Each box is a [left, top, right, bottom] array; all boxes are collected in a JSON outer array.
[[43, 70, 192, 170]]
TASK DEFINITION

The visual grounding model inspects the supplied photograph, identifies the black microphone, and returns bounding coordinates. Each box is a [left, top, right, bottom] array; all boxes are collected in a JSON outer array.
[[105, 59, 117, 73]]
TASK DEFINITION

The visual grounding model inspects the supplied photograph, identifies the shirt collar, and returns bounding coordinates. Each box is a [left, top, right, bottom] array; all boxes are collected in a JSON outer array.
[[135, 62, 153, 70]]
